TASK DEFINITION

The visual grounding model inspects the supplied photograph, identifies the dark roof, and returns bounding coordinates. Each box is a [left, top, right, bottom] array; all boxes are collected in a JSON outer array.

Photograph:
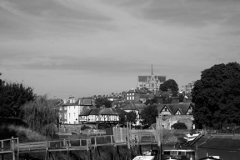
[[79, 109, 91, 116], [80, 98, 93, 106], [122, 102, 147, 112], [138, 76, 166, 82], [115, 108, 127, 115], [160, 91, 171, 97], [79, 108, 120, 116], [156, 103, 193, 115], [98, 108, 118, 115]]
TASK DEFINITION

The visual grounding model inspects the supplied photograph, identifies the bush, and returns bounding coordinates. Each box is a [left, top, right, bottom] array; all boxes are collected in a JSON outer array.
[[171, 122, 187, 129], [81, 125, 92, 130]]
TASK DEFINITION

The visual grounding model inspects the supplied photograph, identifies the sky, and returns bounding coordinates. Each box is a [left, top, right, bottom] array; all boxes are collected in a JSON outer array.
[[0, 0, 240, 99]]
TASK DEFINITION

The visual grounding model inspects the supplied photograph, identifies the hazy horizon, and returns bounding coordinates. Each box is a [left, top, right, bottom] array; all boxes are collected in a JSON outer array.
[[1, 0, 240, 99]]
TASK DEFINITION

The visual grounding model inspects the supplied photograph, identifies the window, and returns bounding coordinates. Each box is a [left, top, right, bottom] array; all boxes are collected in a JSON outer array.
[[64, 113, 67, 119], [69, 113, 70, 118]]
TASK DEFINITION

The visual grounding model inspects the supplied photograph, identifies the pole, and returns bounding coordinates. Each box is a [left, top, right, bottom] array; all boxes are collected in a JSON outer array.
[[11, 137, 15, 160]]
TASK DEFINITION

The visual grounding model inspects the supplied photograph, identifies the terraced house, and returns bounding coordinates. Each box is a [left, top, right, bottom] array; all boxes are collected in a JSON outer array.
[[155, 102, 194, 130]]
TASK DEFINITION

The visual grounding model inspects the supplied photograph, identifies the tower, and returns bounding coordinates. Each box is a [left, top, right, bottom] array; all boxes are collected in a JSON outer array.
[[137, 65, 166, 92]]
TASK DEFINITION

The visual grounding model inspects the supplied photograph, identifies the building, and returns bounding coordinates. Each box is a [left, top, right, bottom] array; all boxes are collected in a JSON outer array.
[[155, 103, 194, 129], [138, 65, 166, 92], [156, 103, 193, 116], [79, 108, 122, 125], [126, 90, 140, 102], [121, 102, 147, 125], [182, 81, 196, 94], [59, 96, 94, 124]]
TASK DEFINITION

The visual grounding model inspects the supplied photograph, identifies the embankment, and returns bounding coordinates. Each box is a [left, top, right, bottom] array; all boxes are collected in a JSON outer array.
[[198, 135, 240, 150]]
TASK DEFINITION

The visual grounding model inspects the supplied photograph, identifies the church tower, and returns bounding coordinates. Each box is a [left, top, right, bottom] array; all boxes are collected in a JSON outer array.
[[137, 65, 166, 92]]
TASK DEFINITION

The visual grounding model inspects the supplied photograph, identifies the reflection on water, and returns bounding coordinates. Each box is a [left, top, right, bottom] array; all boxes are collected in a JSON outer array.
[[163, 145, 240, 160], [197, 148, 240, 160]]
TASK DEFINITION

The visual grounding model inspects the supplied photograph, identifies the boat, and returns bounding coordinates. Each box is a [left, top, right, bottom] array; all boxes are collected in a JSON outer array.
[[162, 149, 196, 160], [199, 155, 221, 160], [185, 133, 200, 138], [183, 137, 197, 142], [132, 150, 157, 160], [183, 132, 202, 142], [132, 155, 155, 160]]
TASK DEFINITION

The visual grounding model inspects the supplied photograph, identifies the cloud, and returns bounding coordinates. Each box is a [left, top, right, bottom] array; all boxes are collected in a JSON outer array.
[[1, 0, 240, 98]]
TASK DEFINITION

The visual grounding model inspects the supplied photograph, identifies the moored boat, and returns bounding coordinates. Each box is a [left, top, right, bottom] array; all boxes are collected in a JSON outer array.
[[162, 149, 195, 160], [199, 155, 221, 160], [185, 133, 200, 138]]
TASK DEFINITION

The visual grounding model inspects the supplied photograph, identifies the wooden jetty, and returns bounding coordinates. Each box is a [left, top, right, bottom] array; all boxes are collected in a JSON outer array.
[[0, 117, 163, 160]]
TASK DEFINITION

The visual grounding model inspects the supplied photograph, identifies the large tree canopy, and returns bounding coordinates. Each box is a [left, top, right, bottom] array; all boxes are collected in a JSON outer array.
[[160, 79, 179, 92], [22, 95, 59, 137], [94, 97, 112, 108], [0, 79, 36, 118], [192, 62, 240, 128], [126, 111, 137, 124], [141, 105, 158, 125]]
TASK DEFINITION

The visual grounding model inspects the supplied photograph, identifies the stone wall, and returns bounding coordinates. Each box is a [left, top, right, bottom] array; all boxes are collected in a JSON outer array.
[[161, 115, 194, 130]]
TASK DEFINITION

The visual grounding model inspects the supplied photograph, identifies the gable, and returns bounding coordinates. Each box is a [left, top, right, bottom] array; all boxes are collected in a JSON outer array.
[[160, 106, 172, 115], [186, 106, 193, 115], [175, 110, 182, 115]]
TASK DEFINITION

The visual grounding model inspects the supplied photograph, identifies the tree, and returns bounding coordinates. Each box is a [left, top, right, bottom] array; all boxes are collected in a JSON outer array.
[[160, 79, 179, 92], [94, 97, 112, 108], [126, 111, 137, 124], [0, 80, 36, 118], [192, 62, 240, 128], [141, 105, 158, 125], [179, 93, 185, 102], [144, 98, 156, 105], [171, 122, 187, 129], [22, 95, 59, 137]]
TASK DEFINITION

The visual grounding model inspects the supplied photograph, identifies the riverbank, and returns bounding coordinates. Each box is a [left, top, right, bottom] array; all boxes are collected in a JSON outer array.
[[198, 135, 240, 150]]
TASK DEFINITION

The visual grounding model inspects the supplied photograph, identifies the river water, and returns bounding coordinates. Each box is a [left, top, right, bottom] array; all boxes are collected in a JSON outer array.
[[197, 148, 240, 160]]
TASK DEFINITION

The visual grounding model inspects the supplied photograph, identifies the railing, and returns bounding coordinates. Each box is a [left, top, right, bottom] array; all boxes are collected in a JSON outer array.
[[0, 129, 160, 155], [17, 138, 91, 152], [0, 137, 18, 153]]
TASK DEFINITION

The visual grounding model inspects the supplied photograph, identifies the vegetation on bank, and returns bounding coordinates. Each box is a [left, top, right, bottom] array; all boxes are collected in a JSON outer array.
[[192, 62, 240, 128]]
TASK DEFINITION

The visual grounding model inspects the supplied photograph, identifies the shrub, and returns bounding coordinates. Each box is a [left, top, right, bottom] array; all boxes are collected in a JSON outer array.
[[81, 125, 91, 130], [171, 122, 187, 129]]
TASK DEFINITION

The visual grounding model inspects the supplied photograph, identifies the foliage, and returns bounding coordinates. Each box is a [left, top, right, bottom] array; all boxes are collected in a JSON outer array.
[[0, 80, 36, 118], [144, 98, 156, 105], [81, 125, 92, 130], [119, 114, 126, 125], [179, 93, 184, 102], [192, 62, 240, 128], [22, 95, 59, 137], [160, 79, 179, 92], [141, 105, 158, 125], [95, 97, 112, 108], [126, 111, 137, 124], [171, 122, 187, 129]]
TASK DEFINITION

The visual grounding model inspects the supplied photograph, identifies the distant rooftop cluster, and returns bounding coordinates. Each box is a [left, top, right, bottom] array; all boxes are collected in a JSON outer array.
[[58, 65, 194, 128]]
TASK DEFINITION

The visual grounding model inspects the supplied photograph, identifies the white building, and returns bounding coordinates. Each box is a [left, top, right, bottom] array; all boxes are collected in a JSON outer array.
[[60, 96, 93, 124]]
